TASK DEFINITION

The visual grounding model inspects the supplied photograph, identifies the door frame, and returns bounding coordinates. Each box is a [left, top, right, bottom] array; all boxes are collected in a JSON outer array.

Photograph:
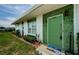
[[47, 14, 64, 51]]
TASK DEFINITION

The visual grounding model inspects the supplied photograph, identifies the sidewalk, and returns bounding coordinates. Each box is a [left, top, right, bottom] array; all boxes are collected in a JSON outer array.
[[36, 44, 65, 55]]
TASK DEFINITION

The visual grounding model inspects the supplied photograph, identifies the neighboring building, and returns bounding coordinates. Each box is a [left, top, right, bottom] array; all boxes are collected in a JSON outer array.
[[12, 4, 79, 54]]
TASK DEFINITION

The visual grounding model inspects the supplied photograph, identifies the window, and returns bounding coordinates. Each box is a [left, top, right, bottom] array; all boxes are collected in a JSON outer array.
[[28, 21, 36, 35]]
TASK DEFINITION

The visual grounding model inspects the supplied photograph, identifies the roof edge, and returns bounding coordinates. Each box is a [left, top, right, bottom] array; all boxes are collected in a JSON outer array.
[[12, 4, 42, 25]]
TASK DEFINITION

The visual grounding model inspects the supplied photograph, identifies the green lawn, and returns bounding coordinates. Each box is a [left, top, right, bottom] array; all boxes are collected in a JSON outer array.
[[0, 32, 35, 55]]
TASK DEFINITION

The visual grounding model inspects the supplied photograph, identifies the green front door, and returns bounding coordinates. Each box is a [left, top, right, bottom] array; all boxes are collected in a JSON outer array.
[[47, 14, 63, 50]]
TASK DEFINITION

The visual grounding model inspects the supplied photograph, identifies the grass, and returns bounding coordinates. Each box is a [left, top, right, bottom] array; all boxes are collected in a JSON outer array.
[[0, 32, 35, 55]]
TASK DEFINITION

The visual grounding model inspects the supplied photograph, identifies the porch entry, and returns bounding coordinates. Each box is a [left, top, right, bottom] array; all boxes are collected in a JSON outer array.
[[47, 14, 63, 51]]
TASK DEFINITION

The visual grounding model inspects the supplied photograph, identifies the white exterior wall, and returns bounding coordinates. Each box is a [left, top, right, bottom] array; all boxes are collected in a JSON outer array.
[[74, 5, 79, 33], [74, 4, 79, 54], [15, 15, 43, 43], [15, 24, 22, 35], [23, 22, 28, 35], [36, 15, 43, 42], [15, 24, 19, 30]]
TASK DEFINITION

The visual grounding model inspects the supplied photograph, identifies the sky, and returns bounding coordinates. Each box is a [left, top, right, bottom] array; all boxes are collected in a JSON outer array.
[[0, 4, 33, 27]]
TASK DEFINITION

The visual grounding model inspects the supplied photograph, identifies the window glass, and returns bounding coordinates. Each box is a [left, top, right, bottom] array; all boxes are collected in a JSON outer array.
[[28, 21, 36, 35]]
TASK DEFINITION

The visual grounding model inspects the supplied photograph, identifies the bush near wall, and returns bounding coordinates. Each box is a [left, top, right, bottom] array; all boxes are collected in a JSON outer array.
[[15, 30, 21, 37], [23, 35, 37, 44]]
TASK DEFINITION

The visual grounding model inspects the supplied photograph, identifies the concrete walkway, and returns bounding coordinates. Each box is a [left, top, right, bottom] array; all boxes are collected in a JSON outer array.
[[36, 45, 65, 55]]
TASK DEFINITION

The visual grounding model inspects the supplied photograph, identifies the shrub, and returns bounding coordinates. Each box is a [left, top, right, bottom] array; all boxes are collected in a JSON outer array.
[[23, 35, 37, 43], [15, 30, 21, 37]]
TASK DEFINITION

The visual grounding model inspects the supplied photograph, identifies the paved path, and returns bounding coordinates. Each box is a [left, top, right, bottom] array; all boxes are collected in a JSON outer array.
[[36, 45, 65, 55]]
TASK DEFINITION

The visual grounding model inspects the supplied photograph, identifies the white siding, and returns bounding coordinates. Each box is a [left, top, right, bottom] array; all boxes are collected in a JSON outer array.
[[74, 5, 79, 33], [23, 22, 28, 35], [74, 4, 79, 54], [15, 24, 22, 36], [15, 24, 19, 30], [36, 15, 43, 42]]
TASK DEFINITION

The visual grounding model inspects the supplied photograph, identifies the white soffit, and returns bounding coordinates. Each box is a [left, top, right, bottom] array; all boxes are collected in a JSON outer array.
[[13, 4, 68, 24]]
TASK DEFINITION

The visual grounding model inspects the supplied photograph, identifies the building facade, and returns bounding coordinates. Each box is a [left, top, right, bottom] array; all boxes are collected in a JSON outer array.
[[12, 4, 79, 54]]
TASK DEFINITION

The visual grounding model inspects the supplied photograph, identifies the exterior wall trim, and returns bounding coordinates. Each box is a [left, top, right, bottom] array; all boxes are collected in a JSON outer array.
[[36, 15, 43, 42], [74, 4, 78, 54]]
